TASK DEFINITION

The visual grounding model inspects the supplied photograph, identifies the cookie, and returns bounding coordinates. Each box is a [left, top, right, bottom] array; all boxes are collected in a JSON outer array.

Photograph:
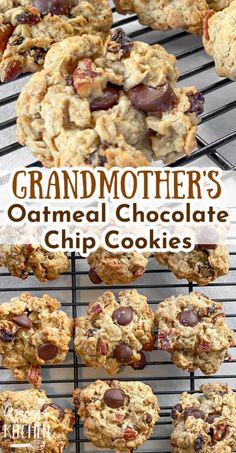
[[0, 0, 112, 82], [74, 289, 155, 374], [73, 379, 160, 452], [0, 388, 74, 452], [171, 383, 236, 453], [87, 247, 150, 284], [155, 292, 235, 374], [0, 244, 69, 281], [203, 0, 236, 80], [0, 292, 73, 387], [155, 244, 229, 285], [115, 0, 231, 34], [16, 29, 204, 167]]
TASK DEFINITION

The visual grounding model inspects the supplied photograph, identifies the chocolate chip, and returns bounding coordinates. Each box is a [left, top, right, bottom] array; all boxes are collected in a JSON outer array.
[[114, 343, 133, 363], [104, 388, 125, 408], [196, 226, 220, 250], [171, 404, 183, 419], [90, 85, 119, 112], [112, 306, 133, 326], [179, 310, 200, 327], [12, 313, 32, 329], [28, 47, 46, 64], [41, 403, 64, 421], [194, 436, 204, 452], [131, 351, 147, 370], [127, 83, 176, 113], [183, 407, 205, 421], [207, 413, 220, 424], [32, 0, 73, 16], [0, 327, 14, 342], [143, 413, 152, 424], [88, 269, 102, 284], [187, 91, 205, 116], [38, 343, 58, 360]]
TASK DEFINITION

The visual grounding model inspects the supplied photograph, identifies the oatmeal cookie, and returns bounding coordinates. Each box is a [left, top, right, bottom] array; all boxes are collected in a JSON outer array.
[[0, 388, 74, 452], [87, 247, 150, 284], [0, 0, 112, 82], [16, 29, 204, 167], [0, 244, 69, 281], [155, 292, 235, 374], [171, 383, 236, 453], [74, 289, 155, 374], [203, 0, 236, 80], [115, 0, 231, 34], [0, 292, 73, 387], [73, 379, 160, 452], [155, 244, 229, 285]]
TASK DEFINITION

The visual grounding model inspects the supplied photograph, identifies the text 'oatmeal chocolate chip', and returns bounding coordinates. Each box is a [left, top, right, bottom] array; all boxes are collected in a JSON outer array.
[[32, 0, 73, 16], [90, 86, 119, 112], [131, 351, 147, 370], [13, 313, 32, 329], [179, 310, 200, 327], [184, 407, 205, 421], [127, 83, 176, 113], [88, 269, 102, 284], [112, 306, 133, 326], [104, 388, 125, 408], [114, 343, 133, 363], [38, 343, 58, 360]]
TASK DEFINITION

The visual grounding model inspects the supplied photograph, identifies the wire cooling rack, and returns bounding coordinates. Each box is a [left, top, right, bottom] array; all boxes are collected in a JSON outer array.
[[0, 2, 236, 453]]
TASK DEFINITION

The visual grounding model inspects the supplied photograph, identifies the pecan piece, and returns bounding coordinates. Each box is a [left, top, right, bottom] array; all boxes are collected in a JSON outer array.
[[198, 340, 211, 351], [89, 304, 102, 316], [0, 24, 14, 55], [158, 330, 171, 350], [0, 59, 24, 82], [28, 365, 41, 388], [142, 335, 155, 352], [210, 421, 228, 444]]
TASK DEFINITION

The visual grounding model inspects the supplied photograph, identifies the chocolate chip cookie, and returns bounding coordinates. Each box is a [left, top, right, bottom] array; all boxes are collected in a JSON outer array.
[[87, 247, 150, 284], [73, 379, 160, 452], [155, 244, 229, 285], [0, 388, 74, 452], [0, 292, 73, 387], [74, 289, 155, 374], [171, 383, 236, 453], [0, 0, 112, 82], [203, 0, 236, 80], [0, 244, 69, 281], [115, 0, 231, 34], [16, 29, 204, 167], [155, 292, 235, 374]]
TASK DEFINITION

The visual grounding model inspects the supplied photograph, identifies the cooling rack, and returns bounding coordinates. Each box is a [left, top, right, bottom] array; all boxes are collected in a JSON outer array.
[[0, 2, 236, 452]]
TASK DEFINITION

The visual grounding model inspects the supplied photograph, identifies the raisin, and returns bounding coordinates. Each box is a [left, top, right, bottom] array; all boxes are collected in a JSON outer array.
[[158, 330, 171, 350], [9, 36, 24, 46], [171, 404, 183, 419], [28, 47, 46, 64], [107, 28, 132, 57]]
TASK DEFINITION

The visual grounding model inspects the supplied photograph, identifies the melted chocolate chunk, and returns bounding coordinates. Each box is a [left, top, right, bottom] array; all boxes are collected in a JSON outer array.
[[32, 0, 73, 16], [12, 313, 32, 329], [38, 343, 58, 360], [88, 269, 102, 284]]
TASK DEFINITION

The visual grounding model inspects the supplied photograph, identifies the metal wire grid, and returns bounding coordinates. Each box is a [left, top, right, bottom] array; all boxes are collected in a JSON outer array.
[[0, 3, 236, 453]]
